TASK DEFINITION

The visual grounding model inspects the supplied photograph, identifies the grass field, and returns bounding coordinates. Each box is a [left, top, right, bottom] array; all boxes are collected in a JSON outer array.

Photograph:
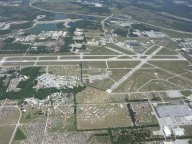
[[14, 128, 26, 141], [21, 106, 46, 123], [114, 68, 173, 92], [0, 126, 15, 144], [119, 6, 192, 32], [131, 102, 158, 126], [86, 69, 131, 90], [87, 135, 111, 144], [106, 44, 135, 55], [0, 107, 20, 125], [149, 60, 192, 74], [32, 1, 110, 16], [139, 80, 181, 91], [76, 87, 109, 104], [87, 46, 120, 55], [77, 103, 133, 130], [48, 65, 81, 77], [83, 61, 107, 69], [107, 61, 139, 68]]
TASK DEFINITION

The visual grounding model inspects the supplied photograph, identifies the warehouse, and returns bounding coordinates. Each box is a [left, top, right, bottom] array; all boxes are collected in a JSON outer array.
[[155, 104, 192, 118]]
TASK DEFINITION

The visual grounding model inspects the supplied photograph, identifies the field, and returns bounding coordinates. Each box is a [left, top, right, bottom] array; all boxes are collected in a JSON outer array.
[[0, 0, 192, 141], [21, 106, 46, 123], [0, 106, 21, 144], [32, 1, 111, 16], [0, 107, 20, 125], [84, 69, 131, 90], [107, 61, 139, 69], [131, 102, 158, 126], [149, 61, 192, 74], [87, 134, 111, 144], [77, 103, 133, 130], [48, 65, 81, 77], [118, 6, 192, 32], [83, 61, 107, 69], [76, 87, 109, 104], [114, 68, 173, 92], [0, 126, 15, 144]]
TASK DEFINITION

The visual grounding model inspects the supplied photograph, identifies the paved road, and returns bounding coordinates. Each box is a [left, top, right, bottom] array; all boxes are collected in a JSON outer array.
[[101, 14, 113, 38], [108, 46, 163, 92]]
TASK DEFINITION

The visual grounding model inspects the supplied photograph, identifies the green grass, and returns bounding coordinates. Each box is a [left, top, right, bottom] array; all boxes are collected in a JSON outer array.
[[119, 6, 192, 32], [181, 90, 192, 97], [145, 46, 159, 55], [156, 48, 178, 55], [149, 60, 191, 74], [108, 61, 139, 68], [161, 29, 192, 38], [0, 126, 15, 144], [87, 46, 119, 55], [14, 128, 27, 140]]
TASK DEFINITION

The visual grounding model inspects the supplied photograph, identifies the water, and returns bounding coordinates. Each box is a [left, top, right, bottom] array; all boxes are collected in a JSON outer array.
[[68, 22, 76, 27]]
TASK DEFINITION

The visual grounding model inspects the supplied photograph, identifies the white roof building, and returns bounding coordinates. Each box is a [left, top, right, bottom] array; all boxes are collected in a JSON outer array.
[[172, 127, 185, 136], [163, 126, 172, 137]]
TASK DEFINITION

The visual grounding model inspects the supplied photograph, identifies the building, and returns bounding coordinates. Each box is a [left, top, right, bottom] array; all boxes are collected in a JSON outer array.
[[163, 126, 172, 137], [172, 127, 185, 136], [155, 104, 192, 118]]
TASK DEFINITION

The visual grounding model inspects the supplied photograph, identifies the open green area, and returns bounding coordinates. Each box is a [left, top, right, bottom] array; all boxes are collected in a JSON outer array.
[[88, 134, 111, 144], [118, 6, 192, 32], [10, 22, 33, 30], [181, 90, 192, 97], [0, 4, 53, 21], [109, 127, 162, 144], [14, 128, 27, 140], [149, 61, 192, 74], [0, 30, 11, 35], [32, 1, 110, 16], [0, 42, 30, 54], [0, 126, 15, 144]]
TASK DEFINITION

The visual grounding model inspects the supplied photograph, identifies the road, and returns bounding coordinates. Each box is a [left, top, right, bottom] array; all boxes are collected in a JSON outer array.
[[108, 46, 163, 92], [101, 14, 113, 38], [0, 53, 187, 67]]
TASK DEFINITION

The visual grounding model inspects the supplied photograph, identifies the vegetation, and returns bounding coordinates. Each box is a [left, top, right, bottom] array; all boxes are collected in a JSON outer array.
[[10, 22, 33, 30], [14, 128, 27, 140], [0, 4, 53, 21], [0, 30, 11, 35], [0, 42, 30, 53], [3, 67, 42, 100], [114, 28, 128, 37], [109, 128, 151, 144], [127, 103, 136, 126], [0, 67, 86, 100], [181, 90, 192, 97], [35, 85, 86, 100]]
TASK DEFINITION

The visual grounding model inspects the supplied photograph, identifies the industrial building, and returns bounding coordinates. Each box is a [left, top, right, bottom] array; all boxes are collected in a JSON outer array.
[[155, 104, 192, 118]]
